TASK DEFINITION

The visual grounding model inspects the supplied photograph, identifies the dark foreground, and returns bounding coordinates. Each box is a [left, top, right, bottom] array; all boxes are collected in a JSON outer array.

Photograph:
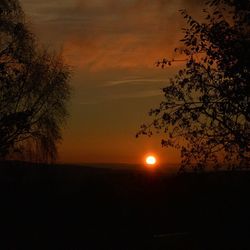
[[1, 161, 250, 249]]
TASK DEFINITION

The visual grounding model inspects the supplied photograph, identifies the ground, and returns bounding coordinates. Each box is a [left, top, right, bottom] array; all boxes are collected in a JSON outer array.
[[0, 161, 250, 249]]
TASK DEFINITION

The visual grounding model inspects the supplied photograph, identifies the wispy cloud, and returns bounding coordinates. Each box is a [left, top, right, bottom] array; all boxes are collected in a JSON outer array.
[[21, 0, 205, 71], [104, 78, 166, 87]]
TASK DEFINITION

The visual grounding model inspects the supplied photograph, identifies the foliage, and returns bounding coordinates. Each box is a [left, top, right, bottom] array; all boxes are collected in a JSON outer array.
[[137, 0, 250, 170], [0, 0, 71, 162]]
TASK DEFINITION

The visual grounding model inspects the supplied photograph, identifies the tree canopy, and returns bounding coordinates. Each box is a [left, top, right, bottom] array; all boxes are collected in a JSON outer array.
[[0, 0, 71, 162], [137, 0, 250, 170]]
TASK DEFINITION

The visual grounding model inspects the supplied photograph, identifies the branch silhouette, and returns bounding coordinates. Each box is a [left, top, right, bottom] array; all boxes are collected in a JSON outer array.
[[137, 0, 250, 171], [0, 0, 71, 162]]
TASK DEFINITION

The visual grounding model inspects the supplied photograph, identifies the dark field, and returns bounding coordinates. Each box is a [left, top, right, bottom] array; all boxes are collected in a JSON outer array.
[[1, 161, 250, 249]]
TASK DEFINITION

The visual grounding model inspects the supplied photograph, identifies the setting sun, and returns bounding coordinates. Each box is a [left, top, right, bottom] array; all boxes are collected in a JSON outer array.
[[145, 155, 157, 166]]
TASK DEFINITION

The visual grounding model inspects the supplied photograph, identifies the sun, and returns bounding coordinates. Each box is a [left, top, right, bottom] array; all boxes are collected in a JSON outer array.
[[145, 155, 157, 166]]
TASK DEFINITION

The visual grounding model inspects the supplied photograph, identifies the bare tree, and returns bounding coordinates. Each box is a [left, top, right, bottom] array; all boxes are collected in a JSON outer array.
[[137, 0, 250, 171], [0, 0, 71, 162]]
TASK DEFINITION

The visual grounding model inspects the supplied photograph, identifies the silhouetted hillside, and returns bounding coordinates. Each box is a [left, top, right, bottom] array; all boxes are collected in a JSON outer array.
[[1, 161, 250, 249]]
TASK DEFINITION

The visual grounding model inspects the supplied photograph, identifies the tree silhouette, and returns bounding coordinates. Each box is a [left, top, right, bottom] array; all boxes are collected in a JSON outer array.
[[137, 0, 250, 170], [0, 0, 71, 162]]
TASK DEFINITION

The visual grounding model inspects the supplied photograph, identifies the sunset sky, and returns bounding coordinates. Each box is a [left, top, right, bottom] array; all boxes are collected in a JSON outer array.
[[20, 0, 204, 165]]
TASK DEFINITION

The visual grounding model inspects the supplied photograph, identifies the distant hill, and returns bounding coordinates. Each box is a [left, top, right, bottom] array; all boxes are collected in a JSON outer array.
[[0, 160, 250, 249]]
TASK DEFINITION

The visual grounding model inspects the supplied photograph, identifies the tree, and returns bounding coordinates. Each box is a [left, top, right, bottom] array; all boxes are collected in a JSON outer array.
[[137, 0, 250, 171], [0, 0, 71, 162]]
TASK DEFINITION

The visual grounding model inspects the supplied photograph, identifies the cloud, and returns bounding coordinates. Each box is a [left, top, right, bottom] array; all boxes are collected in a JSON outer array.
[[104, 78, 166, 87], [21, 0, 205, 71], [62, 34, 171, 71]]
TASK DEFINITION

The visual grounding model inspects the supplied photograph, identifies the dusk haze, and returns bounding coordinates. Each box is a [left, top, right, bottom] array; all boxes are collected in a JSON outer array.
[[0, 0, 249, 249]]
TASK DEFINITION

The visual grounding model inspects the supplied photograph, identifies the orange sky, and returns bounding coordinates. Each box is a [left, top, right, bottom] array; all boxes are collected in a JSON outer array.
[[20, 0, 205, 165]]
